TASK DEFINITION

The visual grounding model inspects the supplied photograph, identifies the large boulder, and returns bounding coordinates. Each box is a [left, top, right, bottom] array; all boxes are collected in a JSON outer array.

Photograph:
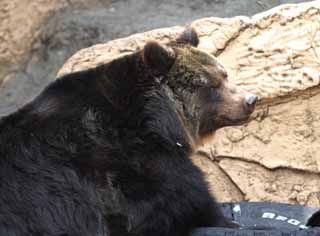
[[58, 1, 320, 206]]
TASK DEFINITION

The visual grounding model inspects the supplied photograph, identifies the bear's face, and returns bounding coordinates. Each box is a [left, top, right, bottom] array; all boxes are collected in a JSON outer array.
[[170, 46, 257, 138], [142, 28, 257, 141]]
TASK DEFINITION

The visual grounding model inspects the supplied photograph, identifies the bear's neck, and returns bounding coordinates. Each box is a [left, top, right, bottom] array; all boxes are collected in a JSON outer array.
[[163, 82, 201, 144], [93, 52, 195, 157]]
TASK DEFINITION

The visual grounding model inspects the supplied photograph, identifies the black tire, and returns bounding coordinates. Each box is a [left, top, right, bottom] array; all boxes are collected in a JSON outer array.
[[190, 202, 320, 236]]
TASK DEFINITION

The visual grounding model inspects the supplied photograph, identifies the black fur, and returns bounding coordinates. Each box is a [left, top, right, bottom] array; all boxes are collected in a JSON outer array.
[[176, 27, 199, 47], [142, 42, 175, 74], [0, 43, 233, 235], [307, 210, 320, 227]]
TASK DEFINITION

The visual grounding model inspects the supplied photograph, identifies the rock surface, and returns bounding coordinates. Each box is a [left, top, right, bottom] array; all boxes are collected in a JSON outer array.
[[58, 1, 320, 206], [1, 0, 320, 206]]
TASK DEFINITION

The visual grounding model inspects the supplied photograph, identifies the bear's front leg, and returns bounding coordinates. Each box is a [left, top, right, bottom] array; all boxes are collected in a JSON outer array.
[[194, 197, 239, 228], [121, 193, 237, 236], [112, 176, 236, 236], [125, 209, 190, 236], [107, 173, 197, 236]]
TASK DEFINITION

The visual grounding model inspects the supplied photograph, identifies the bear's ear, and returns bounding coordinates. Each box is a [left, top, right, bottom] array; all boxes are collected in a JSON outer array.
[[176, 27, 199, 47], [142, 41, 176, 74]]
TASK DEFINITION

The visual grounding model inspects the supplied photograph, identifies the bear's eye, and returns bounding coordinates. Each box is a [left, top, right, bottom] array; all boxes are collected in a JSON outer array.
[[211, 78, 221, 88], [202, 65, 221, 88], [221, 70, 228, 81], [210, 87, 220, 101]]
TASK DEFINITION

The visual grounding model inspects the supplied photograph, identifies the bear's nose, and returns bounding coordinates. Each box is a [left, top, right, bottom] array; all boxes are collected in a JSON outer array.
[[244, 94, 257, 112]]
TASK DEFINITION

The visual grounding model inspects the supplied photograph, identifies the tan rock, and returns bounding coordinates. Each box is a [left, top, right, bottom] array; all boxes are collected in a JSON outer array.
[[0, 0, 110, 86], [0, 0, 105, 66], [219, 159, 320, 206], [191, 154, 243, 203], [201, 93, 320, 173]]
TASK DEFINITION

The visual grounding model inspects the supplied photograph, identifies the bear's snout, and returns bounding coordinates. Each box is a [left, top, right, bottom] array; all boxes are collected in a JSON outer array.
[[244, 94, 258, 113]]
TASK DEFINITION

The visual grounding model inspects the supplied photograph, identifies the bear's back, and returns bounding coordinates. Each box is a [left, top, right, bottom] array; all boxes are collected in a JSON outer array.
[[0, 69, 112, 236]]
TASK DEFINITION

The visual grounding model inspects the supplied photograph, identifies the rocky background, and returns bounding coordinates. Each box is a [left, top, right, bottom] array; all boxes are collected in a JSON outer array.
[[1, 0, 319, 206]]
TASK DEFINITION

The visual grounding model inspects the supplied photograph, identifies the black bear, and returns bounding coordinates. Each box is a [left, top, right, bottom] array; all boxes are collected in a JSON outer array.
[[0, 28, 257, 236]]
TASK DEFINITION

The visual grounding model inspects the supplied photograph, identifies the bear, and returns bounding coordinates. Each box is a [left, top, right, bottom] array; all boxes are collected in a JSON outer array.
[[0, 28, 257, 236], [307, 211, 320, 227]]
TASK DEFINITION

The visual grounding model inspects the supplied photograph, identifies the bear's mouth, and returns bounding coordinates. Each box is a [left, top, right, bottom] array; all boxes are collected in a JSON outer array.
[[222, 115, 251, 125]]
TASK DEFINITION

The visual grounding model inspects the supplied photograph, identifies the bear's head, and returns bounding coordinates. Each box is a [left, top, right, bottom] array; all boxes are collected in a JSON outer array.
[[142, 28, 257, 142]]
